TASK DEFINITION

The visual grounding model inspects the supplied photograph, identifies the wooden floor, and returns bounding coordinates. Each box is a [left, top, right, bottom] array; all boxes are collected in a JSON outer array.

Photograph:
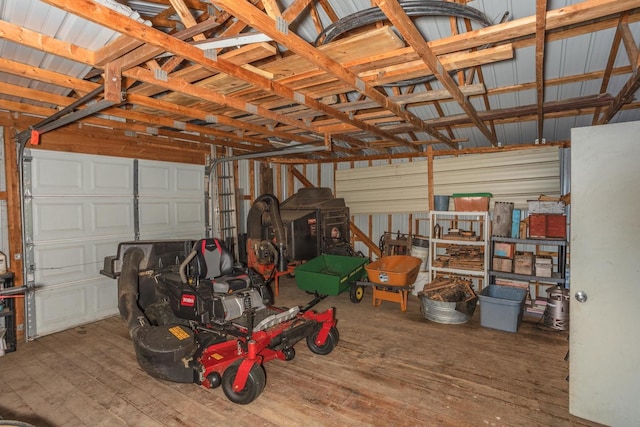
[[0, 278, 600, 427]]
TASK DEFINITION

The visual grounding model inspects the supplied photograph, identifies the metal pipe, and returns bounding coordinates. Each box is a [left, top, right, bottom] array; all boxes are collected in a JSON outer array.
[[0, 285, 27, 296], [15, 85, 106, 145], [206, 143, 329, 174]]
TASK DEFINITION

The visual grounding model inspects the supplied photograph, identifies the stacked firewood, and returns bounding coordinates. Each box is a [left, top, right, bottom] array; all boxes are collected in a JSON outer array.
[[432, 245, 484, 271], [420, 276, 476, 302]]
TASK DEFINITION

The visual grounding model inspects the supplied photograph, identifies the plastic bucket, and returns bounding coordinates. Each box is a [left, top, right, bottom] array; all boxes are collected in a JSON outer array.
[[434, 195, 450, 211], [411, 237, 429, 271]]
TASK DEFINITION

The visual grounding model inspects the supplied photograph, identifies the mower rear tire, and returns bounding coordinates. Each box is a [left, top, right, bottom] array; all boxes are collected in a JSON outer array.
[[306, 326, 339, 355], [221, 360, 266, 404]]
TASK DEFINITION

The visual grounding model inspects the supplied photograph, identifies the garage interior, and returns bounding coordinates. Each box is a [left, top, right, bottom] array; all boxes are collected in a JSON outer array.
[[0, 0, 639, 426]]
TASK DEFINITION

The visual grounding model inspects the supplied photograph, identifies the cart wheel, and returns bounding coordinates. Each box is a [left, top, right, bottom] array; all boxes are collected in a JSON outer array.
[[350, 284, 365, 303], [221, 360, 266, 405], [306, 326, 339, 355], [282, 347, 296, 361]]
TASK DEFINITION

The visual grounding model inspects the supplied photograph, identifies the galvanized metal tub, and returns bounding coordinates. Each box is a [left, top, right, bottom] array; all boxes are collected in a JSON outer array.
[[419, 294, 478, 324]]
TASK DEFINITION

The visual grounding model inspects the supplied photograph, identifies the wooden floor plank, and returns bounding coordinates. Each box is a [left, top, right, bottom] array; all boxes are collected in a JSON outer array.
[[0, 277, 601, 427]]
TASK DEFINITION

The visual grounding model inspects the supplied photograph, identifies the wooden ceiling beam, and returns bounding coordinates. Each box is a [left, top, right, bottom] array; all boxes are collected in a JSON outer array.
[[282, 0, 315, 24], [210, 0, 453, 149], [592, 15, 625, 125], [535, 0, 547, 142], [619, 19, 640, 71], [374, 0, 497, 146], [0, 59, 278, 150], [0, 19, 94, 65], [169, 0, 207, 41], [43, 0, 410, 151], [426, 0, 640, 54], [107, 18, 220, 71]]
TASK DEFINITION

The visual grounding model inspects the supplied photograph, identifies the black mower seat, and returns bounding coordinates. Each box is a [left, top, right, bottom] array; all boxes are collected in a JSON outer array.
[[190, 238, 250, 293]]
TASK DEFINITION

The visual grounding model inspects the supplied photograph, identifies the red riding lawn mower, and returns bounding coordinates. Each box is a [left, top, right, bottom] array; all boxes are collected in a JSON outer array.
[[101, 238, 338, 404]]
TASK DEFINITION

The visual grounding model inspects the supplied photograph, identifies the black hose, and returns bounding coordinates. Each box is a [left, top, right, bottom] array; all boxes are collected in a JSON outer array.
[[118, 247, 148, 339], [247, 194, 288, 271], [314, 0, 499, 87]]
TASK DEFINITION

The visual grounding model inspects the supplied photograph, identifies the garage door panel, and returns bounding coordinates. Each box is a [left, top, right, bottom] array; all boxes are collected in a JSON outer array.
[[29, 151, 203, 338], [32, 200, 84, 239], [93, 200, 134, 234], [139, 200, 171, 229], [32, 151, 133, 196], [34, 243, 86, 284], [94, 161, 132, 192], [176, 200, 204, 225], [138, 160, 203, 196], [33, 237, 130, 285], [33, 157, 83, 195], [34, 278, 117, 337], [33, 198, 133, 240], [176, 167, 204, 195]]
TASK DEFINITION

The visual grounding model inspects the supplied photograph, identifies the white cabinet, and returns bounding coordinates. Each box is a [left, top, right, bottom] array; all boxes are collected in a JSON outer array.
[[428, 211, 489, 291]]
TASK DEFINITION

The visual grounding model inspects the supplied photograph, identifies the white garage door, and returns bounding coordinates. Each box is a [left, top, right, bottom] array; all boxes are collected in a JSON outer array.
[[26, 151, 205, 338]]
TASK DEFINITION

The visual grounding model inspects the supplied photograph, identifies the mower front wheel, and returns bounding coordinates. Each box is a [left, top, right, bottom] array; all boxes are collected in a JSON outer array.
[[306, 326, 339, 355], [221, 360, 266, 405], [282, 347, 296, 361]]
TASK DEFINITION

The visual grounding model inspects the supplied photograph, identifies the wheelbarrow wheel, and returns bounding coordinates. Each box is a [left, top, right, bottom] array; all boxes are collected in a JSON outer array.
[[349, 283, 365, 303], [306, 326, 339, 355], [221, 360, 266, 405]]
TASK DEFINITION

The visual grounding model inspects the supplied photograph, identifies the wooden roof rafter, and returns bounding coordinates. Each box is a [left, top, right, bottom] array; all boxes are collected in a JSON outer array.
[[374, 0, 498, 146], [40, 0, 416, 154], [210, 0, 459, 149], [535, 0, 548, 142]]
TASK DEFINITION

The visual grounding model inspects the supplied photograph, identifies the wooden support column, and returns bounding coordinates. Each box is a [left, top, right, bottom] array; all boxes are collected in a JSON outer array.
[[3, 126, 25, 340]]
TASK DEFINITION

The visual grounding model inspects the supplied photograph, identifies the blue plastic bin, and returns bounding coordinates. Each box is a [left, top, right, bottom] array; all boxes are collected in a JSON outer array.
[[479, 285, 527, 333]]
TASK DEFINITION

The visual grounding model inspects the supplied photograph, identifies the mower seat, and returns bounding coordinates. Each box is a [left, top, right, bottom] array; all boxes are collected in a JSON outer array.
[[191, 239, 250, 293]]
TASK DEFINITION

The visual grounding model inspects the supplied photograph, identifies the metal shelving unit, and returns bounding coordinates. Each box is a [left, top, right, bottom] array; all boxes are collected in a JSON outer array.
[[0, 272, 17, 354], [428, 211, 489, 291], [489, 236, 568, 298]]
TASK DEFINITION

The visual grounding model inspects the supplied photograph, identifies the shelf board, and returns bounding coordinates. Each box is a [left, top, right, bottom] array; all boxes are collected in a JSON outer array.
[[432, 267, 486, 277], [491, 236, 567, 246], [432, 238, 486, 246], [489, 270, 566, 284]]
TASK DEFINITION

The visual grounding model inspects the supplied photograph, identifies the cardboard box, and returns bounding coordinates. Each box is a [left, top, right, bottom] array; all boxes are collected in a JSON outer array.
[[494, 242, 516, 258], [493, 256, 513, 272], [514, 252, 534, 275], [535, 255, 553, 277]]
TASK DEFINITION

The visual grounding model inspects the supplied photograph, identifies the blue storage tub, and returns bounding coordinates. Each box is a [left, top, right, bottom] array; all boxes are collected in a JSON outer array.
[[479, 285, 527, 333]]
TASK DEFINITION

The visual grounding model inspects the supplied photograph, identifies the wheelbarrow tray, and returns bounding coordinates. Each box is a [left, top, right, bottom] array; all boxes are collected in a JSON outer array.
[[365, 255, 422, 286], [295, 254, 369, 296]]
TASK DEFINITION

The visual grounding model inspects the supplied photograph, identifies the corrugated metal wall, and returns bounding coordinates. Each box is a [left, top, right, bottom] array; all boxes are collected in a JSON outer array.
[[335, 160, 429, 214], [434, 147, 561, 210], [236, 147, 560, 258]]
